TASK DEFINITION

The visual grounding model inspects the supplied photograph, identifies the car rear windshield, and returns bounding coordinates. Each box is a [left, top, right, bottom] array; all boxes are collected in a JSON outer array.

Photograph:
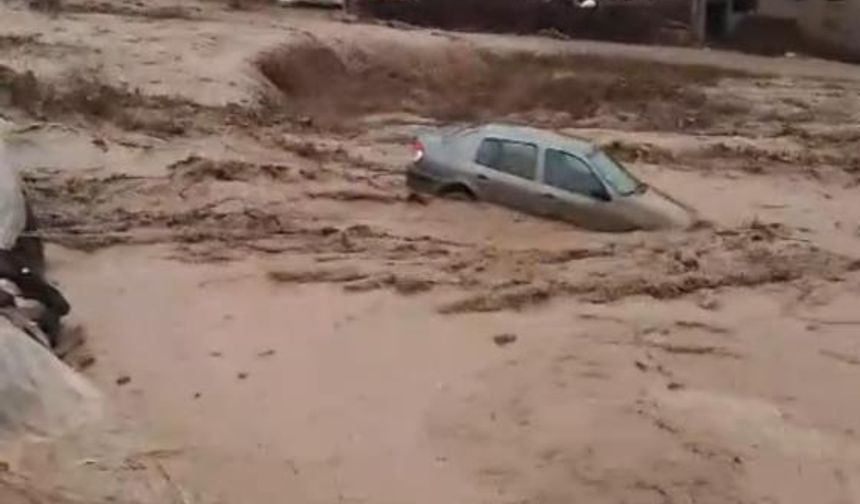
[[588, 150, 641, 196]]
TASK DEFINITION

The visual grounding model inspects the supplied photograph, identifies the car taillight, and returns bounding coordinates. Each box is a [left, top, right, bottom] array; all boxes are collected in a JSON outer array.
[[412, 139, 425, 163]]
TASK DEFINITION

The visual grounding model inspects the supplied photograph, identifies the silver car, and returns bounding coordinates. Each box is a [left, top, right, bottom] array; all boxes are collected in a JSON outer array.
[[407, 124, 694, 231]]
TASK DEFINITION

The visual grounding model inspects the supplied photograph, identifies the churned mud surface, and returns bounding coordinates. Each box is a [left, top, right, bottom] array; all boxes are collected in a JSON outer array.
[[2, 0, 860, 502]]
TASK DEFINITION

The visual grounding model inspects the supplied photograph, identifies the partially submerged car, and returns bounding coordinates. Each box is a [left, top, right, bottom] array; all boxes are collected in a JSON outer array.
[[407, 124, 694, 231]]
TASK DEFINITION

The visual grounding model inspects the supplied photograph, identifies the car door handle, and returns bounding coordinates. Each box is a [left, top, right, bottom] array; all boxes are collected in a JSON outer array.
[[477, 174, 489, 181], [542, 193, 556, 199]]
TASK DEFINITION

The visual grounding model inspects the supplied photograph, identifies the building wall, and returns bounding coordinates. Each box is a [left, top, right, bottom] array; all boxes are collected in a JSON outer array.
[[756, 0, 860, 54], [798, 0, 860, 53], [350, 0, 693, 44], [756, 0, 802, 18]]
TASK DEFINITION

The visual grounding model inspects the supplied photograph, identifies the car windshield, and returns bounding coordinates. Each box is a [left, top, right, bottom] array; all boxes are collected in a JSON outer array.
[[588, 150, 643, 196]]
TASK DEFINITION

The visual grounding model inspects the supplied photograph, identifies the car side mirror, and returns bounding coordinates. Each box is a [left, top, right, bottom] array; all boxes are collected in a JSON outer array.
[[589, 189, 611, 202]]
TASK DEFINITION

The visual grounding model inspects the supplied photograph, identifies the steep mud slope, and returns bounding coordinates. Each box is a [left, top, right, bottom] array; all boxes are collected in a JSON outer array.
[[255, 39, 748, 129]]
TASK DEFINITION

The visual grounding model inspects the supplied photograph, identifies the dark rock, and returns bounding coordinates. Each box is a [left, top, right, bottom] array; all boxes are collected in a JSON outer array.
[[492, 333, 517, 346]]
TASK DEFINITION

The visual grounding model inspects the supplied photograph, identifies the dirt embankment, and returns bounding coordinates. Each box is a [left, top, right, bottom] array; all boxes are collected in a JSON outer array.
[[255, 40, 747, 129], [0, 64, 278, 137]]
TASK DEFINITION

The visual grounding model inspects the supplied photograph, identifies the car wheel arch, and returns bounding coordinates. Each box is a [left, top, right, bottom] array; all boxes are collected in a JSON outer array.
[[437, 182, 477, 201]]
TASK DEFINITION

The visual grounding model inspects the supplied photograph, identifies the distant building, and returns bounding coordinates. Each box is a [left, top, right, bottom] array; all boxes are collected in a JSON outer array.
[[749, 0, 860, 57], [349, 0, 858, 59], [692, 0, 757, 40]]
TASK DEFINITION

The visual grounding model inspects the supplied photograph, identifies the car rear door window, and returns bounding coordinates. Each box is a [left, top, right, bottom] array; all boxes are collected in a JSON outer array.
[[476, 138, 537, 181], [544, 149, 605, 196]]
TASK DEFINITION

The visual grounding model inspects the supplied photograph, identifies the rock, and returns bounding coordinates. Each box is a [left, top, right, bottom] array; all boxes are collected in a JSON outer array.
[[115, 375, 131, 386], [0, 318, 102, 447], [696, 291, 721, 311], [91, 137, 108, 151], [339, 231, 354, 251], [53, 324, 86, 359], [673, 250, 700, 271], [391, 276, 433, 295], [75, 355, 96, 370], [406, 192, 428, 205], [537, 28, 571, 40], [492, 333, 517, 347], [278, 0, 344, 7]]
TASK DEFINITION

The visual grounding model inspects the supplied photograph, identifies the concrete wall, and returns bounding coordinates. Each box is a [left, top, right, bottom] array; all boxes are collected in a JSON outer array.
[[756, 0, 860, 55], [757, 0, 801, 18], [351, 0, 694, 44], [798, 0, 860, 53]]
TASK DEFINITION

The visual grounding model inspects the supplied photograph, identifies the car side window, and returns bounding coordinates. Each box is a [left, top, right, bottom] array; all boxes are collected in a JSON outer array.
[[544, 149, 605, 197], [475, 138, 537, 181]]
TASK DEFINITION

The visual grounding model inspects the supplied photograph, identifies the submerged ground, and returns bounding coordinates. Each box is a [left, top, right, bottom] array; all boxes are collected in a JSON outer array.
[[2, 0, 860, 502]]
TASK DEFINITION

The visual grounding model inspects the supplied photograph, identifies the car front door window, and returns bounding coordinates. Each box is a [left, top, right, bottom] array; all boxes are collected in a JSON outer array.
[[544, 149, 605, 198], [476, 139, 537, 181]]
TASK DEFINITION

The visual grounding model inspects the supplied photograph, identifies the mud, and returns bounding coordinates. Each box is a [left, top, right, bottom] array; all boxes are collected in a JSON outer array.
[[63, 2, 201, 19], [24, 160, 856, 313], [2, 3, 860, 504]]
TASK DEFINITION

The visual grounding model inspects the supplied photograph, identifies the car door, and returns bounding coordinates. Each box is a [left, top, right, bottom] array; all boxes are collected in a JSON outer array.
[[540, 148, 626, 230], [471, 137, 545, 214]]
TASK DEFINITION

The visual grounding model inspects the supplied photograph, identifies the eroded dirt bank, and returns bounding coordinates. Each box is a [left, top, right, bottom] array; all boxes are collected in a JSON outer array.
[[2, 0, 860, 502]]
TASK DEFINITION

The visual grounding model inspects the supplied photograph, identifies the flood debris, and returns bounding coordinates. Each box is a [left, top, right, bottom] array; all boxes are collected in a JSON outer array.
[[493, 333, 518, 347], [0, 316, 102, 446], [75, 354, 96, 370]]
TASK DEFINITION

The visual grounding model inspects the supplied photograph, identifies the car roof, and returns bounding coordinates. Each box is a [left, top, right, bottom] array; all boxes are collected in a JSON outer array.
[[463, 123, 596, 156]]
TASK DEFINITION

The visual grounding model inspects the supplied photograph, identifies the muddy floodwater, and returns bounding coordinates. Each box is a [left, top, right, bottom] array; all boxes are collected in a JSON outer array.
[[2, 1, 860, 503]]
